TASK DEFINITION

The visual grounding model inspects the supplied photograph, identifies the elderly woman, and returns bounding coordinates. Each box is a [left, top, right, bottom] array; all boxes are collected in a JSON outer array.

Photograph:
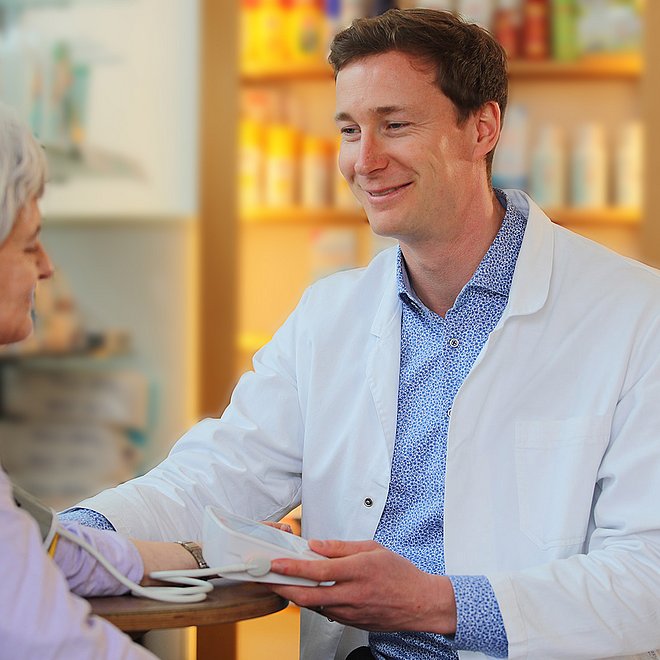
[[0, 104, 198, 657]]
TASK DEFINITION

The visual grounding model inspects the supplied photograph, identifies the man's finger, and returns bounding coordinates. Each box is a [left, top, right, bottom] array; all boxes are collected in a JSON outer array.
[[269, 582, 337, 608], [308, 538, 379, 558], [270, 557, 338, 582]]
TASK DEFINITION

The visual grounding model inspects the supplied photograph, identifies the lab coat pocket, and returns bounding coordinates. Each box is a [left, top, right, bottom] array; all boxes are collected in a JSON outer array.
[[515, 416, 610, 550]]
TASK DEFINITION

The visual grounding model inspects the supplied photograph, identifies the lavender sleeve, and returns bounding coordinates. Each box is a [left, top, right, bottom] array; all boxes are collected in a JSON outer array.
[[0, 470, 154, 659], [54, 520, 144, 596]]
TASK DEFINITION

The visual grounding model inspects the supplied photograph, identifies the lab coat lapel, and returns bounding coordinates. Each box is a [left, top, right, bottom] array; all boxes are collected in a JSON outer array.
[[366, 255, 402, 470]]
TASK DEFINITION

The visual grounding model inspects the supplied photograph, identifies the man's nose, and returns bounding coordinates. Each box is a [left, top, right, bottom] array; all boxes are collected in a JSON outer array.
[[354, 135, 387, 176]]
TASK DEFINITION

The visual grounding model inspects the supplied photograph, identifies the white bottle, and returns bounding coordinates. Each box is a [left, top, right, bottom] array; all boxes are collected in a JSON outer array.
[[571, 123, 608, 209], [456, 0, 494, 29], [414, 1, 456, 11], [264, 124, 298, 208], [239, 118, 264, 210], [301, 135, 331, 209], [530, 124, 566, 209], [492, 103, 529, 191], [614, 120, 642, 209]]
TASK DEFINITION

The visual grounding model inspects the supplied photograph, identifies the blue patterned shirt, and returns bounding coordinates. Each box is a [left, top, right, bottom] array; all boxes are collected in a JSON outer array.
[[60, 507, 116, 530], [371, 190, 526, 659]]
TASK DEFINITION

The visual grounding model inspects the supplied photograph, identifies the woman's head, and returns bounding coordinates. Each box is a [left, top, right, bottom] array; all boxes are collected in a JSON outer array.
[[0, 103, 48, 243], [0, 104, 53, 345]]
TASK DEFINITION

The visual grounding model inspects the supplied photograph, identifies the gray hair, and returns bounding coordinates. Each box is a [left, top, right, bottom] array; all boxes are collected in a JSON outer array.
[[0, 103, 48, 243]]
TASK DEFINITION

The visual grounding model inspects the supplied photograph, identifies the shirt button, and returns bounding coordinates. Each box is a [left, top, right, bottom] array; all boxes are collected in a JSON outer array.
[[364, 497, 373, 507], [448, 337, 460, 348]]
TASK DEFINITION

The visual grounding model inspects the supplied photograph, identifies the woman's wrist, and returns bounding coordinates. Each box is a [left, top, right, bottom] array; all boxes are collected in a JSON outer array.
[[131, 539, 200, 585]]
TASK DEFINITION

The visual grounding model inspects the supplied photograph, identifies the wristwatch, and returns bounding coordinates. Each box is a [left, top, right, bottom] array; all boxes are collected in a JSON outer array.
[[176, 540, 209, 570]]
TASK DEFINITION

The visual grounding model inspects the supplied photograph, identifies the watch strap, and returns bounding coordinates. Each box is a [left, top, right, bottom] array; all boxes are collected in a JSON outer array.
[[176, 540, 209, 570]]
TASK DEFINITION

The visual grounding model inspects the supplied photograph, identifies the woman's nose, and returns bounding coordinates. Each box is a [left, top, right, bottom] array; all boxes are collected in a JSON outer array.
[[37, 243, 55, 280]]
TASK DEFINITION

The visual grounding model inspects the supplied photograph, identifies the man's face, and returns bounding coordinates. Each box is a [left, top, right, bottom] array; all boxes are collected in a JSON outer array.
[[335, 51, 478, 246], [0, 198, 53, 345]]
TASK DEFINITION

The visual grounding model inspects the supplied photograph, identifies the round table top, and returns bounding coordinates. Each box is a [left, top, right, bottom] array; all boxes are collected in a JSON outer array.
[[88, 580, 288, 631]]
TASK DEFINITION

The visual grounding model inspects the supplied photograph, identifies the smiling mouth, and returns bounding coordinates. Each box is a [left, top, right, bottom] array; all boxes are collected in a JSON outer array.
[[364, 182, 412, 197]]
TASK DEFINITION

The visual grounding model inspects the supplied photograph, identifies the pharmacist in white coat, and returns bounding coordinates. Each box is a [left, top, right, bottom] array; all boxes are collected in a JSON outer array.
[[70, 9, 660, 660]]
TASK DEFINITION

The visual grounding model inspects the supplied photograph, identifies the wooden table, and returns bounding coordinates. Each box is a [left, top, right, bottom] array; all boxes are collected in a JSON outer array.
[[88, 580, 287, 632]]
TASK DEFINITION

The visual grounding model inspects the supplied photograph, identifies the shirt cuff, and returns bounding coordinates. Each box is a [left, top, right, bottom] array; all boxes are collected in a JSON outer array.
[[59, 507, 116, 531], [448, 574, 508, 658]]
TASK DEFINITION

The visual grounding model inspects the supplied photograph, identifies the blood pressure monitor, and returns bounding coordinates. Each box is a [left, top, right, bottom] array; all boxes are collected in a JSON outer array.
[[202, 505, 328, 586]]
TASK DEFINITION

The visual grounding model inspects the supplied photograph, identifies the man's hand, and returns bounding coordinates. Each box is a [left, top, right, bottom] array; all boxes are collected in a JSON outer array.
[[269, 539, 457, 634]]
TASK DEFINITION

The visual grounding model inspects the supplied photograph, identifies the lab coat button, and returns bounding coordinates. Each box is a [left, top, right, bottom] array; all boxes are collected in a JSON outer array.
[[364, 497, 373, 507], [448, 337, 460, 348]]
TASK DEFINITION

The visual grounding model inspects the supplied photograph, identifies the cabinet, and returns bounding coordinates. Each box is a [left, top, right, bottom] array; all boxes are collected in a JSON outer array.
[[1, 0, 199, 480], [0, 352, 148, 509]]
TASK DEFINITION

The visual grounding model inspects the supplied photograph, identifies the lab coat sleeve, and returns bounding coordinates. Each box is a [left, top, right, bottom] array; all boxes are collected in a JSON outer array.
[[76, 288, 312, 541], [0, 471, 155, 660], [488, 315, 660, 659]]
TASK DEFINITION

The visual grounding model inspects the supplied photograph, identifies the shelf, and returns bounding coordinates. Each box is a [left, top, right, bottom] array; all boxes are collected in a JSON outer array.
[[44, 213, 196, 225], [547, 207, 641, 226], [0, 0, 71, 7], [508, 54, 642, 79], [241, 63, 333, 84], [241, 53, 642, 84], [241, 206, 639, 228], [241, 207, 366, 226]]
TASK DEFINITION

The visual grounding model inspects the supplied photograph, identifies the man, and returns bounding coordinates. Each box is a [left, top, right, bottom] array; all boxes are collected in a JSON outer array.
[[65, 9, 660, 659]]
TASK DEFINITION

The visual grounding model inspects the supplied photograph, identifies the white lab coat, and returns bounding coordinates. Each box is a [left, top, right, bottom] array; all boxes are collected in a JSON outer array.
[[81, 191, 660, 659]]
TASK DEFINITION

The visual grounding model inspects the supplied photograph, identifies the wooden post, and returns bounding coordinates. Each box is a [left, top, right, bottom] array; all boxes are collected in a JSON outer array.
[[641, 2, 660, 266], [198, 0, 239, 656]]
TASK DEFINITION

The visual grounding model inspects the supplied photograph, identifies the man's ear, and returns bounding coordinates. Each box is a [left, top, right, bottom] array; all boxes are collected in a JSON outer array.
[[473, 101, 501, 162]]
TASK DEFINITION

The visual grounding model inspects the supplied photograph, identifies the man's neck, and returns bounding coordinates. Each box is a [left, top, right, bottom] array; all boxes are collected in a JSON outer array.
[[401, 191, 505, 317]]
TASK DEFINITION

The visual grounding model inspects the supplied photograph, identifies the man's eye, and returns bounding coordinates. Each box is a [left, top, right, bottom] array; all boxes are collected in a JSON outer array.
[[387, 122, 409, 130], [340, 126, 360, 137]]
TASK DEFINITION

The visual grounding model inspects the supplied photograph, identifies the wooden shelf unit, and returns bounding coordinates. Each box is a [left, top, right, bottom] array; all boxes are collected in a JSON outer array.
[[202, 3, 659, 657]]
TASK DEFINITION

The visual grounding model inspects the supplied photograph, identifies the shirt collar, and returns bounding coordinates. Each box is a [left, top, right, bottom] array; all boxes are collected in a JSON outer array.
[[396, 189, 528, 311]]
